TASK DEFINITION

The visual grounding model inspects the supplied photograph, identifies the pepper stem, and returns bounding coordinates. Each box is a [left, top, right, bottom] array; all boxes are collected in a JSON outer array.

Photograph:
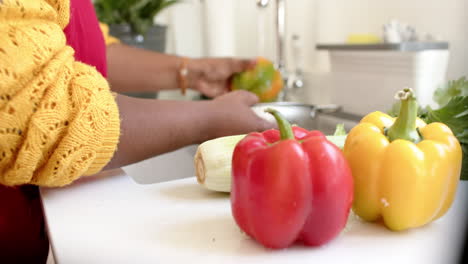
[[265, 108, 294, 140], [386, 88, 421, 143]]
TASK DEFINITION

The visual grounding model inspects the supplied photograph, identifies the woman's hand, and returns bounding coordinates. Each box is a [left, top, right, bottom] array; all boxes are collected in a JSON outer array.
[[203, 90, 276, 139], [188, 58, 256, 98]]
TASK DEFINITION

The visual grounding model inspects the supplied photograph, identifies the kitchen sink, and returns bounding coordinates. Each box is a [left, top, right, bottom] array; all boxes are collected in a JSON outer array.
[[251, 102, 361, 135]]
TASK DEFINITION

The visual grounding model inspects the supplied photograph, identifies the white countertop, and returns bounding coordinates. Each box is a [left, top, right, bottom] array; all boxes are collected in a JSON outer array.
[[41, 169, 468, 264]]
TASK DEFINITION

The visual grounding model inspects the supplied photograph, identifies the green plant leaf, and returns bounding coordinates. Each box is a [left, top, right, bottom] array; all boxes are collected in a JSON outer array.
[[426, 96, 468, 180], [333, 124, 347, 136], [426, 96, 468, 142], [132, 0, 155, 11], [149, 0, 180, 18], [462, 145, 468, 180], [433, 76, 468, 107], [94, 0, 115, 23], [94, 0, 180, 36]]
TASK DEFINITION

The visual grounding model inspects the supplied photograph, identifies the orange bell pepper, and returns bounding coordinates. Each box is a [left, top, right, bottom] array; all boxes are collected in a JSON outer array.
[[230, 57, 283, 102]]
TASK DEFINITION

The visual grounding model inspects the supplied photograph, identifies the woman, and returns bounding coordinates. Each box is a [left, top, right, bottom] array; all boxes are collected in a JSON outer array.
[[0, 0, 274, 262]]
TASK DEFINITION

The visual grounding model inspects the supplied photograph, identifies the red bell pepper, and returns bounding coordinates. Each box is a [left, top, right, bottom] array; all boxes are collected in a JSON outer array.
[[231, 109, 353, 249]]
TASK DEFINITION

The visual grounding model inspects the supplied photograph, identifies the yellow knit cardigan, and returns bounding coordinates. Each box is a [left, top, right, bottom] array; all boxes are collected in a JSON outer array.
[[0, 0, 121, 187]]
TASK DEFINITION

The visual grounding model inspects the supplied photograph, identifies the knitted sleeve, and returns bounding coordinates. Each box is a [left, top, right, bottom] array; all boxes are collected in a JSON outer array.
[[0, 0, 121, 187]]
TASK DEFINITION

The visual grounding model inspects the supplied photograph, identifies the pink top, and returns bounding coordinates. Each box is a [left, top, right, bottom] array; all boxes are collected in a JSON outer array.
[[64, 0, 108, 76]]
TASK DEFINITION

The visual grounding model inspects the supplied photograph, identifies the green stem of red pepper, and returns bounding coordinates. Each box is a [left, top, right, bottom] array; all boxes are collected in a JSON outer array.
[[265, 108, 294, 140], [387, 88, 422, 143]]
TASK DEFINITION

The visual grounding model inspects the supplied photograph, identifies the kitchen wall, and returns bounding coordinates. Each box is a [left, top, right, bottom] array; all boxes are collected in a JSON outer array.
[[161, 0, 468, 80]]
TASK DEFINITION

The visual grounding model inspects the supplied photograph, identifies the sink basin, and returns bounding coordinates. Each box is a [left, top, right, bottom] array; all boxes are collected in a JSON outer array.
[[252, 102, 361, 135]]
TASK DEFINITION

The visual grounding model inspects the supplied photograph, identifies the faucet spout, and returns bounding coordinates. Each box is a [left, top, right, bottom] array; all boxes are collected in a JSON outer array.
[[256, 0, 304, 102], [275, 0, 286, 74], [257, 0, 286, 74]]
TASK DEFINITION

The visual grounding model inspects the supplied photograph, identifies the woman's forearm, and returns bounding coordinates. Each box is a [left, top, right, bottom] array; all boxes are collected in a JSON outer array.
[[106, 44, 181, 93], [104, 91, 274, 170], [104, 94, 212, 169], [106, 44, 254, 97]]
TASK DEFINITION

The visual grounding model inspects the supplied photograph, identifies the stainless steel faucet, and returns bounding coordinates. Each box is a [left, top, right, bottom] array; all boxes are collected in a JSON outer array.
[[256, 0, 304, 101], [275, 0, 286, 75]]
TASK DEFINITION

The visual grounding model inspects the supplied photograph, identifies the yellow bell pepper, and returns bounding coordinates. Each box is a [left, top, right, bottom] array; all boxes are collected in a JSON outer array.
[[344, 88, 462, 231]]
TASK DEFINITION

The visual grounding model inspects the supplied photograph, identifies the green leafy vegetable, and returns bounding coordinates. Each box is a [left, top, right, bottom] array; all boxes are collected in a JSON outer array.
[[462, 145, 468, 181], [388, 77, 468, 118], [426, 96, 468, 143], [434, 77, 468, 107], [333, 123, 347, 136], [326, 124, 347, 150], [426, 96, 468, 180]]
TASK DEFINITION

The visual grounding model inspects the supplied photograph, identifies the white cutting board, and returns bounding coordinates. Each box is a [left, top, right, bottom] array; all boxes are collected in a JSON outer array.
[[41, 169, 468, 264]]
